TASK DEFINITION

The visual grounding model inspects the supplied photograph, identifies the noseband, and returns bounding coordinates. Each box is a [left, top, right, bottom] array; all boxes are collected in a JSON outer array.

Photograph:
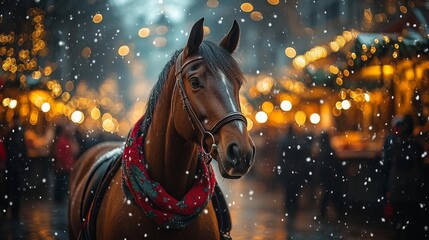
[[174, 51, 247, 164]]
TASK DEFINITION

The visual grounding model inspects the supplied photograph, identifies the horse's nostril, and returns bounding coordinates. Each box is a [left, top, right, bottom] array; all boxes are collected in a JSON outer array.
[[227, 143, 240, 166]]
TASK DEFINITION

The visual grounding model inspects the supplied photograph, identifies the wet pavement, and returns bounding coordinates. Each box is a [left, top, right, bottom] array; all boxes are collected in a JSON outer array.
[[1, 167, 397, 240]]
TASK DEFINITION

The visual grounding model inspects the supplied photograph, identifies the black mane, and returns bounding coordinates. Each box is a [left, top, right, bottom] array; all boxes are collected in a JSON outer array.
[[140, 40, 243, 135]]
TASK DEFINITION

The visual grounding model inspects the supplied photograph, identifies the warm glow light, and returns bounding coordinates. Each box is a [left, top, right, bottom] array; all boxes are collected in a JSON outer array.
[[335, 101, 343, 110], [267, 0, 279, 5], [71, 110, 84, 124], [310, 113, 320, 124], [255, 111, 268, 123], [91, 107, 101, 120], [250, 11, 263, 21], [241, 3, 253, 12], [330, 41, 340, 52], [2, 98, 10, 107], [280, 100, 292, 111], [118, 45, 130, 56], [81, 47, 92, 58], [341, 100, 351, 110], [293, 55, 306, 69], [294, 111, 306, 126], [41, 102, 50, 113], [285, 47, 296, 58], [138, 28, 151, 38], [256, 77, 273, 94], [261, 101, 274, 114], [9, 99, 17, 109], [32, 70, 42, 80], [364, 93, 370, 102], [93, 13, 103, 24], [329, 65, 339, 74], [207, 0, 219, 8], [102, 118, 115, 132], [203, 26, 211, 36]]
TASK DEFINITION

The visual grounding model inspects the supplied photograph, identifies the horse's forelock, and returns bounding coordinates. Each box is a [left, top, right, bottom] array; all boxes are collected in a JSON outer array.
[[199, 41, 244, 85]]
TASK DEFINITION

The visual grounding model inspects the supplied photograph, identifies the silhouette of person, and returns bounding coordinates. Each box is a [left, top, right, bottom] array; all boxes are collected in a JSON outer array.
[[3, 114, 28, 219], [382, 114, 425, 239], [279, 124, 306, 223], [52, 125, 79, 203], [315, 132, 343, 219]]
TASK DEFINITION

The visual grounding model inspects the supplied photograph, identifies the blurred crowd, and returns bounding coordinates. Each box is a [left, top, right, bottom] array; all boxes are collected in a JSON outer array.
[[274, 114, 428, 239], [0, 114, 119, 221]]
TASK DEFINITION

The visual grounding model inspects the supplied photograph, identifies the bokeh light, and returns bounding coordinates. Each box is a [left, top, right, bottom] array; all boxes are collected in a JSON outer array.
[[309, 113, 320, 124], [255, 111, 268, 123], [280, 100, 292, 111]]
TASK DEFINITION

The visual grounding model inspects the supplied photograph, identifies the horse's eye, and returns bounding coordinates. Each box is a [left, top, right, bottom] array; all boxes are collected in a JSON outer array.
[[189, 77, 201, 89]]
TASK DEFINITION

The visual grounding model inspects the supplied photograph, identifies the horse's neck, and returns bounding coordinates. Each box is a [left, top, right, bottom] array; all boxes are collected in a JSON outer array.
[[144, 75, 199, 200]]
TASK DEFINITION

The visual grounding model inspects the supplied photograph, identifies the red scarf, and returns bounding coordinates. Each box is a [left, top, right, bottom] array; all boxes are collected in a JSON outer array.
[[121, 116, 216, 229]]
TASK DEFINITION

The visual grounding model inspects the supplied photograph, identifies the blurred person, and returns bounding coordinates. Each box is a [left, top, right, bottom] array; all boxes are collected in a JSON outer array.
[[52, 124, 79, 203], [314, 131, 343, 220], [2, 114, 28, 219], [382, 114, 425, 239], [279, 124, 306, 224]]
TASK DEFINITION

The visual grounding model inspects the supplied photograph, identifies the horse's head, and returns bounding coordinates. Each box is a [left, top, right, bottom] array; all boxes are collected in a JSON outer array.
[[172, 18, 255, 179]]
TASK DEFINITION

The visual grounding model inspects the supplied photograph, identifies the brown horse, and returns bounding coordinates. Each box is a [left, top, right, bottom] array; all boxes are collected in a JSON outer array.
[[68, 18, 255, 240]]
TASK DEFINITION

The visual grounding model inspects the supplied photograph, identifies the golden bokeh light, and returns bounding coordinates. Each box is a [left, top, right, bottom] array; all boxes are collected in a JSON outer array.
[[261, 101, 274, 114], [138, 28, 151, 38], [294, 111, 306, 126], [32, 70, 42, 80], [81, 47, 92, 58], [9, 99, 18, 109], [293, 55, 306, 69], [250, 11, 263, 21], [71, 110, 85, 124], [255, 111, 268, 123], [207, 0, 219, 8], [92, 13, 103, 24], [41, 102, 50, 113], [285, 47, 296, 58], [2, 98, 10, 107], [280, 100, 292, 111], [240, 3, 253, 12], [91, 107, 101, 120], [267, 0, 279, 5], [118, 45, 130, 56], [102, 118, 116, 132], [310, 113, 320, 124], [203, 26, 211, 36], [341, 100, 351, 110]]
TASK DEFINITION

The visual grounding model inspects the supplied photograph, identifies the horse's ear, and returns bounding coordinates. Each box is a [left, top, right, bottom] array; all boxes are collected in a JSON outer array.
[[184, 18, 204, 58], [219, 20, 240, 53]]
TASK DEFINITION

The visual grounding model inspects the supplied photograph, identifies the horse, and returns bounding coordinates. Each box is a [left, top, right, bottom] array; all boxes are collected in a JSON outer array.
[[68, 18, 256, 240]]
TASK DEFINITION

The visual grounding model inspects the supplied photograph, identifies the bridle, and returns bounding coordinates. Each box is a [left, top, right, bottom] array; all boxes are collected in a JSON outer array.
[[173, 51, 247, 164]]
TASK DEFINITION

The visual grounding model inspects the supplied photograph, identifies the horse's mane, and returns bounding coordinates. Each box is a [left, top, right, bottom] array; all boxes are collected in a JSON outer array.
[[140, 40, 244, 135]]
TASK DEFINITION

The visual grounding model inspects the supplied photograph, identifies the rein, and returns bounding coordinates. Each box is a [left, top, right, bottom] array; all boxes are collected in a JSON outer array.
[[174, 51, 247, 162]]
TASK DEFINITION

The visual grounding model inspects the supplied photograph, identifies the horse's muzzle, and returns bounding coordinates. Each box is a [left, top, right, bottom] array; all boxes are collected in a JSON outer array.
[[218, 141, 255, 179]]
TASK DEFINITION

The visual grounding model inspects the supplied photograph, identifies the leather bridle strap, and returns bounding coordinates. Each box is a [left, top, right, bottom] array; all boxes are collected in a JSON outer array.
[[174, 51, 247, 160]]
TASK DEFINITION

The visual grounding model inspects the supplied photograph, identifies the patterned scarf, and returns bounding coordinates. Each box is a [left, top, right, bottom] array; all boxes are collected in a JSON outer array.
[[121, 116, 216, 229]]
